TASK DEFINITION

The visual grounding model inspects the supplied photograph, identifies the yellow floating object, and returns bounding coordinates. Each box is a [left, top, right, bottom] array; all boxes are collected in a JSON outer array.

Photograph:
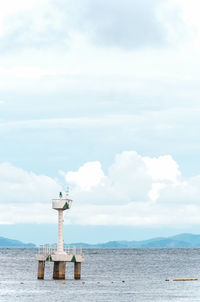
[[20, 282, 24, 284], [82, 281, 85, 284], [173, 278, 198, 281]]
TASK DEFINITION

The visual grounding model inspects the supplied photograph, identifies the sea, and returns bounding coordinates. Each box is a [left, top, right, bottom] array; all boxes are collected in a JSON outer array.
[[0, 247, 200, 302]]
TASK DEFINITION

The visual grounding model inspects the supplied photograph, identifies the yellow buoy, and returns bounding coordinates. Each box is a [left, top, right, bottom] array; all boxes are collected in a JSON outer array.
[[82, 281, 85, 284], [20, 282, 24, 284], [173, 278, 198, 281]]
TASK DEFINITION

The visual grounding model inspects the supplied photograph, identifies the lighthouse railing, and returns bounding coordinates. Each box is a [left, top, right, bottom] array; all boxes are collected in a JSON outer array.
[[37, 244, 83, 256]]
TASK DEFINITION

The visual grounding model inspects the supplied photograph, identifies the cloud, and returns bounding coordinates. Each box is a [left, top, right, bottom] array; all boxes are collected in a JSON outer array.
[[0, 162, 62, 203], [157, 175, 200, 205], [0, 0, 184, 52], [66, 161, 104, 191], [143, 155, 181, 182], [0, 150, 199, 227], [0, 0, 69, 52], [65, 152, 153, 205], [77, 0, 167, 48], [175, 0, 200, 33], [55, 0, 182, 49], [65, 151, 180, 206], [64, 151, 199, 226], [69, 202, 200, 226], [0, 116, 136, 131]]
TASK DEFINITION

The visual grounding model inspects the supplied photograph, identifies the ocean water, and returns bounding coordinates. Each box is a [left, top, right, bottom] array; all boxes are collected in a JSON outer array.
[[0, 248, 200, 301]]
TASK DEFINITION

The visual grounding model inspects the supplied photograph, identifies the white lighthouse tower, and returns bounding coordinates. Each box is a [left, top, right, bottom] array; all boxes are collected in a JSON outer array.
[[52, 191, 72, 255]]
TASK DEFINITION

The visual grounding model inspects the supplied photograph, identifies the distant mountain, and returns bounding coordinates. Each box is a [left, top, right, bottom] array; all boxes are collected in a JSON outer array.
[[170, 233, 200, 246], [70, 233, 200, 248], [3, 233, 200, 248], [0, 237, 35, 247]]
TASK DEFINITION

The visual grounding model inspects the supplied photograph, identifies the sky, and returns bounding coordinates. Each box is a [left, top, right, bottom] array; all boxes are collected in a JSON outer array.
[[1, 0, 200, 244]]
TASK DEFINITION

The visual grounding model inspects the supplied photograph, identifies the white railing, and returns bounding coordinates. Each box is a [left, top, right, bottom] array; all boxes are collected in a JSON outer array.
[[37, 244, 82, 256]]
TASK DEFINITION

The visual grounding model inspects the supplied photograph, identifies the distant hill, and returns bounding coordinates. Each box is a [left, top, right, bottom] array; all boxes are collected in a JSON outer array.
[[3, 233, 200, 248], [0, 237, 35, 247], [70, 233, 200, 248]]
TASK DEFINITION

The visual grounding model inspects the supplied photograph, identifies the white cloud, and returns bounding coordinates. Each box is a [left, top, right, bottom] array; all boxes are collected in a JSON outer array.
[[0, 116, 139, 132], [175, 0, 200, 30], [0, 66, 50, 79], [65, 152, 153, 205], [69, 201, 200, 227], [66, 151, 181, 205], [0, 0, 196, 99], [0, 1, 198, 231], [0, 162, 62, 204], [157, 175, 200, 205], [0, 0, 180, 51], [148, 183, 165, 202], [0, 162, 62, 224], [65, 151, 200, 226], [75, 0, 167, 49], [66, 161, 104, 191], [0, 151, 200, 227], [143, 155, 181, 182], [0, 0, 195, 99], [0, 0, 48, 37]]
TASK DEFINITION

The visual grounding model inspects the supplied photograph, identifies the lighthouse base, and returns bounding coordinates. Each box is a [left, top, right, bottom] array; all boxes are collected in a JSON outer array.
[[53, 261, 66, 279], [36, 245, 84, 280]]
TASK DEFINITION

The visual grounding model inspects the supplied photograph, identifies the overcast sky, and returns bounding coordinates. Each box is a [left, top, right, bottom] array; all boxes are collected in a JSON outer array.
[[1, 0, 200, 244]]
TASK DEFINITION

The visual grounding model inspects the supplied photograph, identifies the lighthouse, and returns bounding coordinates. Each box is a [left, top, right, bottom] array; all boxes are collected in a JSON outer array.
[[36, 191, 84, 280], [52, 191, 72, 255]]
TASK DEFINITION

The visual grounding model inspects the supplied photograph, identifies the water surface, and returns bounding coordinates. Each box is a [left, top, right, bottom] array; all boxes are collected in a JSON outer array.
[[0, 248, 200, 301]]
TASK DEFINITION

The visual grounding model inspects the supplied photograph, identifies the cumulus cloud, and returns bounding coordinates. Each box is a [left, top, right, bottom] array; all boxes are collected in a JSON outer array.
[[0, 151, 199, 227], [143, 155, 181, 182], [65, 152, 153, 205], [66, 151, 181, 204], [65, 151, 198, 226], [66, 161, 104, 191]]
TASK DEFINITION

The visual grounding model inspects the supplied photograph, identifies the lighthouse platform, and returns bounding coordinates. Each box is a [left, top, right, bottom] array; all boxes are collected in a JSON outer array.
[[36, 244, 84, 280]]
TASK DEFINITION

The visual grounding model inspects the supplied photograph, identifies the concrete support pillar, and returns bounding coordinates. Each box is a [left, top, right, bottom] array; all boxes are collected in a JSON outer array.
[[53, 261, 66, 279], [74, 262, 81, 280], [37, 261, 45, 280]]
